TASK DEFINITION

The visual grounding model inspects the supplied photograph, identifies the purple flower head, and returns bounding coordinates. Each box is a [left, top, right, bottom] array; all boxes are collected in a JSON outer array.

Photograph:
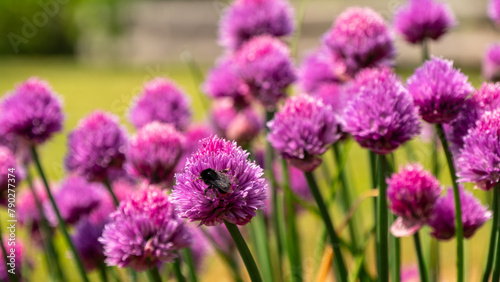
[[0, 146, 23, 195], [203, 57, 251, 107], [489, 0, 500, 24], [45, 176, 103, 226], [387, 164, 442, 237], [129, 78, 191, 131], [126, 122, 185, 184], [211, 99, 238, 137], [298, 47, 348, 94], [428, 187, 492, 240], [483, 44, 500, 82], [447, 82, 500, 153], [268, 95, 341, 171], [344, 68, 421, 154], [171, 136, 267, 226], [72, 217, 107, 271], [407, 56, 474, 123], [393, 0, 456, 44], [65, 111, 128, 182], [234, 35, 296, 109], [457, 110, 500, 190], [0, 77, 64, 144], [323, 7, 396, 74], [219, 0, 294, 50], [99, 188, 191, 271]]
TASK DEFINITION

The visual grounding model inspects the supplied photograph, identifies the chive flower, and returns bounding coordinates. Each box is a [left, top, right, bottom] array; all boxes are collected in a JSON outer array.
[[393, 0, 456, 44], [268, 95, 341, 171], [218, 0, 294, 50], [0, 77, 64, 144], [407, 56, 474, 123], [171, 136, 267, 226], [343, 68, 420, 154]]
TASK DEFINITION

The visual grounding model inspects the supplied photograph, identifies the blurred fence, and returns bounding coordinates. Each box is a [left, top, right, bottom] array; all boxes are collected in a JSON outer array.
[[12, 0, 497, 67]]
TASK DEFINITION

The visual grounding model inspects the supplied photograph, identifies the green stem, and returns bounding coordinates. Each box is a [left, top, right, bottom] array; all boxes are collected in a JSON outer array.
[[491, 185, 500, 282], [172, 258, 185, 282], [422, 38, 430, 61], [97, 263, 108, 282], [376, 154, 389, 282], [26, 165, 66, 281], [103, 178, 119, 206], [224, 221, 263, 282], [332, 143, 360, 251], [435, 124, 464, 282], [282, 160, 303, 282], [265, 110, 284, 280], [429, 238, 440, 282], [181, 248, 198, 282], [414, 232, 429, 282], [390, 214, 401, 282], [146, 267, 163, 282], [248, 214, 273, 282], [483, 186, 499, 282], [30, 146, 90, 282], [304, 172, 348, 282]]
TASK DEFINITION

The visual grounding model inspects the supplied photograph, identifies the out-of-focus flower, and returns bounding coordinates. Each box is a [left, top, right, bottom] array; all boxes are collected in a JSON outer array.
[[45, 176, 103, 226], [457, 110, 500, 190], [203, 57, 251, 107], [428, 188, 491, 240], [407, 57, 473, 123], [65, 111, 128, 182], [298, 47, 348, 94], [0, 77, 64, 144], [126, 122, 185, 184], [73, 217, 107, 271], [387, 164, 442, 237], [401, 265, 420, 282], [268, 95, 340, 171], [483, 44, 500, 82], [234, 36, 296, 109], [344, 68, 420, 155], [219, 0, 294, 50], [210, 99, 263, 145], [447, 82, 500, 153], [323, 7, 396, 74], [129, 78, 191, 131], [99, 188, 191, 271], [172, 136, 267, 226], [393, 0, 456, 44], [489, 0, 500, 24]]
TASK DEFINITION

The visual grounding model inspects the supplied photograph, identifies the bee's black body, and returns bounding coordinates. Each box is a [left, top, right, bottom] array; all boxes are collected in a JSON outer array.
[[199, 168, 232, 196]]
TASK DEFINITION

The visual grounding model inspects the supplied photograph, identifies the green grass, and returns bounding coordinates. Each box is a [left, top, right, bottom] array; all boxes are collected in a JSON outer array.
[[0, 57, 492, 281]]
